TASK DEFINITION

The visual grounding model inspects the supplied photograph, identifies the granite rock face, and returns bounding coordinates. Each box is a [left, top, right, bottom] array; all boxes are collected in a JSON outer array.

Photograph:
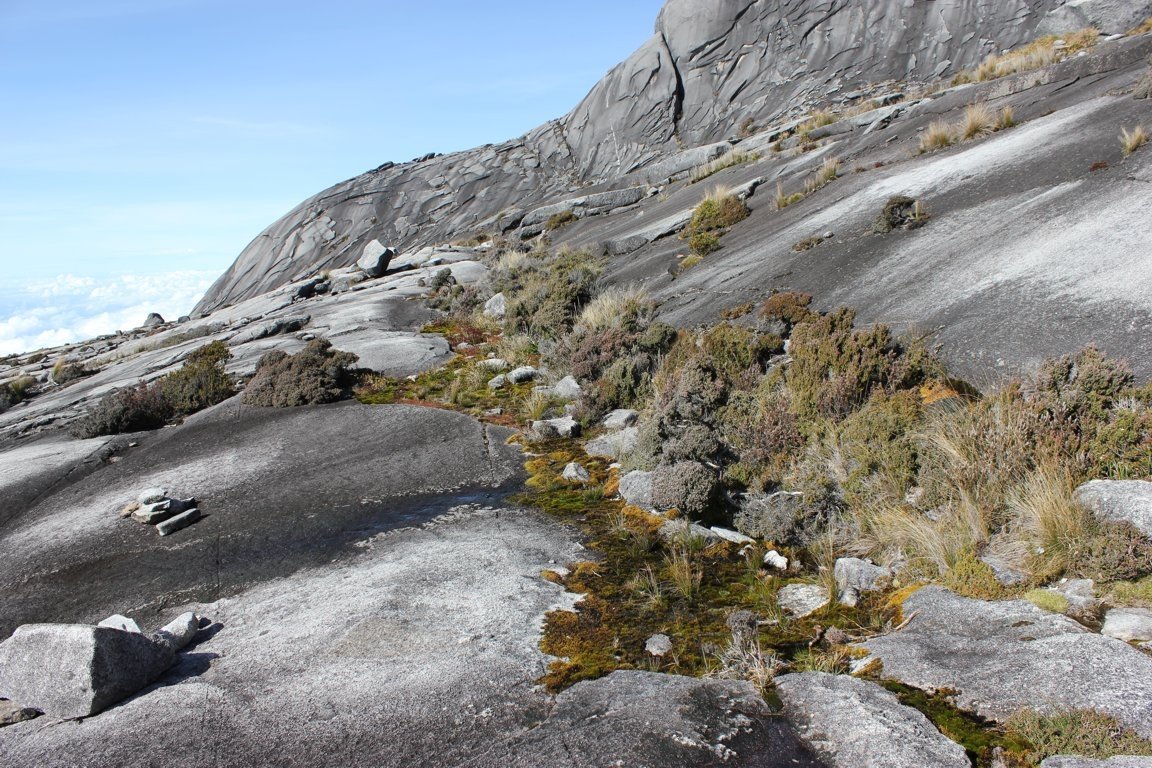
[[776, 672, 969, 768], [194, 0, 1066, 312], [857, 587, 1152, 737]]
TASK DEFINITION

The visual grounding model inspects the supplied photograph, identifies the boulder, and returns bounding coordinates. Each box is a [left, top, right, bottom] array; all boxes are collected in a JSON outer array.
[[0, 624, 176, 719], [764, 550, 789, 570], [97, 615, 141, 633], [856, 587, 1152, 737], [137, 487, 167, 505], [141, 313, 165, 328], [357, 240, 395, 278], [561, 462, 590, 484], [1040, 0, 1152, 35], [477, 358, 508, 371], [710, 527, 755, 545], [584, 427, 638, 460], [156, 508, 201, 536], [487, 374, 507, 390], [529, 416, 580, 440], [1102, 608, 1152, 642], [507, 366, 538, 384], [602, 409, 639, 431], [483, 293, 507, 319], [834, 557, 892, 606], [542, 376, 582, 401], [618, 470, 654, 508], [777, 584, 830, 618], [153, 612, 200, 652], [1075, 480, 1152, 540], [658, 519, 721, 544], [776, 672, 969, 768], [1051, 578, 1103, 624]]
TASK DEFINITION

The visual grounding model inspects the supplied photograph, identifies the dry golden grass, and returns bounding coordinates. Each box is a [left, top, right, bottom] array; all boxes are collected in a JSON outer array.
[[955, 30, 1098, 83], [775, 181, 805, 210], [961, 103, 996, 139], [1122, 125, 1149, 155], [997, 105, 1017, 130], [919, 120, 956, 153], [804, 156, 841, 195], [1133, 17, 1152, 35], [578, 286, 650, 332], [1008, 466, 1093, 579], [690, 150, 760, 183]]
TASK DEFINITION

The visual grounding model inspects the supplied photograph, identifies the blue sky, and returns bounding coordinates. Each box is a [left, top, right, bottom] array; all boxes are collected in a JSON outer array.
[[0, 0, 663, 353]]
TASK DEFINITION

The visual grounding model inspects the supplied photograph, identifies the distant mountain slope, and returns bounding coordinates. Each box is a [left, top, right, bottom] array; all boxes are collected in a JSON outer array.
[[195, 0, 1089, 313]]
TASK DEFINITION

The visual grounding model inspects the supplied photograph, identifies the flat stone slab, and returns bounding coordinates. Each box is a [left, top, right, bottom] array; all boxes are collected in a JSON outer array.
[[857, 587, 1152, 738], [777, 584, 830, 618], [1102, 608, 1152, 642], [776, 672, 969, 768]]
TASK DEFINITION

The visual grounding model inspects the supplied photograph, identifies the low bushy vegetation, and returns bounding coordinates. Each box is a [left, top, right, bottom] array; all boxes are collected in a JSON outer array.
[[953, 29, 1099, 84], [243, 339, 359, 407], [1004, 708, 1152, 764], [494, 247, 604, 342], [545, 210, 578, 231], [71, 340, 236, 437], [872, 196, 930, 233], [682, 186, 749, 256], [0, 375, 37, 414]]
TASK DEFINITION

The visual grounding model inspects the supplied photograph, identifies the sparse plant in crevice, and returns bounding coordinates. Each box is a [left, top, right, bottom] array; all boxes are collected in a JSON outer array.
[[0, 375, 38, 414], [1122, 125, 1149, 155], [681, 185, 749, 256], [872, 195, 929, 233], [775, 181, 805, 210], [690, 150, 760, 183], [960, 102, 995, 140], [953, 29, 1099, 84], [545, 210, 578, 231], [997, 105, 1017, 130]]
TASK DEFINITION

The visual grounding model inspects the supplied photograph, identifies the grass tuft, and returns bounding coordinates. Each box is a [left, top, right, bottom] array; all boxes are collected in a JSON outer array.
[[1122, 125, 1149, 155]]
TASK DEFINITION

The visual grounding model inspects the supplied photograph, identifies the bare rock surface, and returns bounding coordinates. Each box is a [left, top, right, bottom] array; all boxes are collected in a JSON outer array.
[[775, 672, 969, 768], [857, 587, 1152, 737], [1075, 480, 1152, 540], [1041, 758, 1152, 768]]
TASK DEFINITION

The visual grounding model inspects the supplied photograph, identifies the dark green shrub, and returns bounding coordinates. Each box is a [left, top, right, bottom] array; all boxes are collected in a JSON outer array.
[[243, 339, 359, 407], [688, 231, 721, 256], [682, 191, 749, 256], [71, 381, 174, 438], [161, 340, 235, 414], [758, 291, 815, 331], [663, 425, 723, 464], [502, 250, 603, 342]]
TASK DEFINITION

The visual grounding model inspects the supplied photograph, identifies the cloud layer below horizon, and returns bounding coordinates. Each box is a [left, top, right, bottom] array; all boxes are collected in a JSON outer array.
[[1, 271, 215, 356]]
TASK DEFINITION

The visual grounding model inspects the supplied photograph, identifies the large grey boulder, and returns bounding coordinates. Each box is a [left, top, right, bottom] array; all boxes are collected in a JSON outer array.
[[834, 557, 892, 606], [618, 470, 653, 509], [0, 625, 177, 718], [142, 313, 165, 328], [857, 587, 1152, 737], [1075, 480, 1152, 540], [356, 240, 395, 278], [1102, 608, 1152, 642], [483, 293, 506, 319], [775, 672, 969, 768], [602, 409, 638, 431]]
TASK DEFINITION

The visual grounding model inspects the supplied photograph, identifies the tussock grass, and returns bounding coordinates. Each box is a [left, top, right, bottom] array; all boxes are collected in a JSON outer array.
[[775, 181, 805, 210], [1122, 125, 1149, 155], [690, 150, 760, 183], [961, 103, 996, 139], [804, 157, 841, 195], [578, 286, 651, 333], [954, 29, 1098, 84], [997, 105, 1017, 130], [919, 120, 956, 153]]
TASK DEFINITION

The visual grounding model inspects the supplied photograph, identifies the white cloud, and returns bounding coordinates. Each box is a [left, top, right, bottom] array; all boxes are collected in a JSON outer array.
[[0, 270, 216, 356]]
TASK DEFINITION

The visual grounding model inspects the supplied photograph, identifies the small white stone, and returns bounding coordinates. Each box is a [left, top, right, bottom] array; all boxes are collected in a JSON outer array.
[[645, 633, 673, 657], [764, 550, 789, 570]]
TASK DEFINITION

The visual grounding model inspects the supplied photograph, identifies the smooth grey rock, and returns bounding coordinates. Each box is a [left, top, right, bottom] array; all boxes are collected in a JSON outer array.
[[1041, 758, 1152, 768], [777, 584, 830, 618], [483, 293, 506, 318], [0, 624, 175, 718], [658, 519, 721, 544], [507, 366, 538, 384], [543, 375, 582, 401], [356, 240, 394, 278], [487, 374, 507, 390], [153, 612, 200, 652], [776, 672, 969, 768], [97, 615, 141, 633], [561, 462, 590, 484], [529, 416, 580, 440], [230, 314, 310, 344], [834, 558, 892, 606], [1051, 578, 1102, 623], [981, 553, 1030, 587], [133, 497, 196, 525], [142, 313, 165, 328], [584, 427, 638, 460], [137, 487, 166, 505], [857, 587, 1152, 737], [1041, 0, 1152, 35], [478, 358, 508, 372], [602, 409, 639, 431], [644, 634, 672, 657], [156, 508, 201, 536], [1102, 608, 1152, 642], [1075, 480, 1152, 540], [618, 470, 653, 509], [710, 527, 755, 545], [764, 550, 789, 570]]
